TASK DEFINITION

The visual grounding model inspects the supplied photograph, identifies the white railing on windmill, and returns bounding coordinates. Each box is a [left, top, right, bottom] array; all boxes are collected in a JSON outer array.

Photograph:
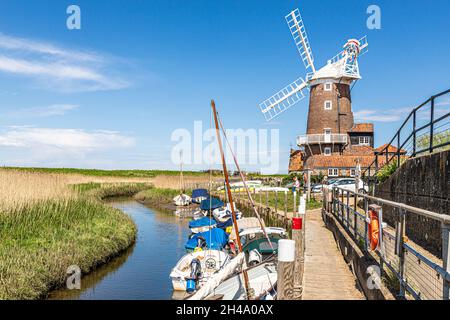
[[258, 8, 369, 121], [297, 133, 348, 146]]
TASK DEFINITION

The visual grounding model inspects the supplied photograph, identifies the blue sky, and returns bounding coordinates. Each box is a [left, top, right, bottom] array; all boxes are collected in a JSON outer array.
[[0, 0, 448, 173]]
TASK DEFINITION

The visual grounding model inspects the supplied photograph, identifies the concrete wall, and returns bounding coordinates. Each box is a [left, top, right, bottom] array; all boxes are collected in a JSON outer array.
[[375, 150, 450, 257]]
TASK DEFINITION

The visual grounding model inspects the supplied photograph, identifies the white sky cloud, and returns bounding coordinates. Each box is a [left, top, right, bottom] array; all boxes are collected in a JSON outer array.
[[0, 33, 129, 92], [0, 127, 135, 150], [8, 104, 79, 117], [0, 33, 101, 62], [355, 104, 449, 123]]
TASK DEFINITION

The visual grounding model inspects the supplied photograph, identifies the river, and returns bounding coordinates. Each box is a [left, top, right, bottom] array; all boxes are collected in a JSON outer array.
[[48, 199, 191, 300]]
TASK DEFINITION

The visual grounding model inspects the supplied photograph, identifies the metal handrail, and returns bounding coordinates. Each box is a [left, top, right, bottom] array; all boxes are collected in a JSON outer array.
[[362, 89, 450, 181], [326, 186, 450, 300], [333, 187, 450, 224]]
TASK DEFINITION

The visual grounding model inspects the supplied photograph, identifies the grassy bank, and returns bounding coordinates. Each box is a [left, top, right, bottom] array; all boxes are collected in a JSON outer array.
[[134, 187, 192, 211], [0, 171, 148, 300]]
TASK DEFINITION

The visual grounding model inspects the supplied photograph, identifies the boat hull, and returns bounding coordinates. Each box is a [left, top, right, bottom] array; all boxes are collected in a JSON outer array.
[[170, 250, 230, 292]]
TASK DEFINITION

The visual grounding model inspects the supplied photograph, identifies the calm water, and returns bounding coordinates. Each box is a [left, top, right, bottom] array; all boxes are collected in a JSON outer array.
[[48, 200, 191, 300]]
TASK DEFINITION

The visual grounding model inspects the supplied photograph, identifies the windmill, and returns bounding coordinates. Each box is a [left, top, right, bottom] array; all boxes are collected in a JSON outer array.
[[258, 8, 368, 123]]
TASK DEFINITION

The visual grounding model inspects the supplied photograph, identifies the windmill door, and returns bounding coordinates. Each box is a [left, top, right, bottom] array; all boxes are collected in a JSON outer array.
[[324, 129, 331, 143]]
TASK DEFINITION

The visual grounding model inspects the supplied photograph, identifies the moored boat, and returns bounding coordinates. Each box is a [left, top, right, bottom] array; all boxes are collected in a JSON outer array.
[[189, 216, 217, 234], [185, 228, 229, 252], [205, 260, 277, 300], [170, 250, 230, 292], [173, 193, 191, 206], [191, 189, 209, 204]]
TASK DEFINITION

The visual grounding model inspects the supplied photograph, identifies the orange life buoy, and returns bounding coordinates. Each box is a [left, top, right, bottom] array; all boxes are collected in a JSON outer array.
[[368, 210, 379, 250]]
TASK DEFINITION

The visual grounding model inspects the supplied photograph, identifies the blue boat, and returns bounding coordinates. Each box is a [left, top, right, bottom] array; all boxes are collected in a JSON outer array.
[[200, 197, 224, 211], [185, 228, 229, 252], [188, 217, 217, 233], [191, 189, 209, 204]]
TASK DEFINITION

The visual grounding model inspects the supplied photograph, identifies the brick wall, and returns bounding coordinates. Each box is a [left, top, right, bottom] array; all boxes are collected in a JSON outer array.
[[375, 150, 450, 257], [307, 82, 354, 135]]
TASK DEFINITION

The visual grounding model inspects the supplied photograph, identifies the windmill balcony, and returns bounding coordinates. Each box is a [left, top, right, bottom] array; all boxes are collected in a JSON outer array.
[[297, 133, 348, 146]]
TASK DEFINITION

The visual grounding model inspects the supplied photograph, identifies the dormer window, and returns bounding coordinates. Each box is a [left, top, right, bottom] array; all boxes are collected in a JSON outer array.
[[324, 82, 332, 91], [324, 100, 332, 110], [359, 136, 370, 145], [324, 147, 331, 156]]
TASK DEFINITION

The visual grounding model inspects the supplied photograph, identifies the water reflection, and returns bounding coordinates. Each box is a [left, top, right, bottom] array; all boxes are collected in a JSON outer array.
[[48, 200, 191, 300]]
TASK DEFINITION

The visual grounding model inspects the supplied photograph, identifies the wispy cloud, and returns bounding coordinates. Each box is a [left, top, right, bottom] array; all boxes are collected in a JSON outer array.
[[8, 104, 79, 117], [354, 108, 411, 122], [0, 127, 135, 150], [0, 33, 130, 92], [355, 102, 449, 123], [0, 33, 101, 62]]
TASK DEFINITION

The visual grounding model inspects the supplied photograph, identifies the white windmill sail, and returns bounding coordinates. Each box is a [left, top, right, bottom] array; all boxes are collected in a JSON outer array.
[[259, 77, 308, 121], [285, 9, 316, 73]]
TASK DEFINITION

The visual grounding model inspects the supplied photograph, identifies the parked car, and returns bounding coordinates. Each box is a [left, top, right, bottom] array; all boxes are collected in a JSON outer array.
[[324, 178, 368, 194], [303, 183, 323, 193]]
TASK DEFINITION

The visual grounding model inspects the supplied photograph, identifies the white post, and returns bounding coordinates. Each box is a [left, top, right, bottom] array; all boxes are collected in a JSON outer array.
[[307, 170, 311, 202], [277, 239, 295, 300]]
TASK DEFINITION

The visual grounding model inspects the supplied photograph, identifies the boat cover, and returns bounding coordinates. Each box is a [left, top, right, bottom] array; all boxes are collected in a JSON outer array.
[[192, 189, 209, 199], [216, 217, 234, 230], [200, 197, 224, 211], [185, 228, 229, 251], [189, 217, 216, 229]]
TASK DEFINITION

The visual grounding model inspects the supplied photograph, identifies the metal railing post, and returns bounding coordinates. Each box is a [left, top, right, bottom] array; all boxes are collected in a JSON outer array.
[[364, 197, 369, 251], [430, 97, 435, 153], [346, 191, 350, 230], [354, 193, 358, 239], [398, 208, 407, 298], [442, 222, 450, 300], [412, 110, 417, 157], [397, 133, 401, 168], [275, 191, 278, 213]]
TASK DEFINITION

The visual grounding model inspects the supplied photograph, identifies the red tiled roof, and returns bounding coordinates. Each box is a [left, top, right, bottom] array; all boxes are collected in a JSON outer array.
[[343, 145, 374, 156], [349, 123, 374, 133], [375, 144, 407, 154], [304, 154, 388, 169]]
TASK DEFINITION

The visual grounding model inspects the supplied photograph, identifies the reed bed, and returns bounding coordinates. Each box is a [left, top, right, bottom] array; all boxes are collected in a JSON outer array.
[[0, 170, 148, 300]]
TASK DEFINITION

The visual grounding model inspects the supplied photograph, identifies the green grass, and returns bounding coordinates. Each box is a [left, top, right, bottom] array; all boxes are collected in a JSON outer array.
[[134, 187, 192, 206], [1, 167, 213, 178], [0, 183, 146, 300], [232, 190, 322, 212]]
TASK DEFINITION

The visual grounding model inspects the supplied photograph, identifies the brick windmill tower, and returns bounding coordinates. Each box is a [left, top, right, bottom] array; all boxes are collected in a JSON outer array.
[[259, 8, 372, 174]]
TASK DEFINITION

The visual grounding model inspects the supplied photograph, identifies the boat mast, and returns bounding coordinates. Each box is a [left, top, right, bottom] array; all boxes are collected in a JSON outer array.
[[217, 117, 275, 253], [211, 99, 252, 299]]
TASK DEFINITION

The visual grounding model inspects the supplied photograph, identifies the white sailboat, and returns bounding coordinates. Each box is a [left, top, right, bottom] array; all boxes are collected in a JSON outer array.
[[170, 250, 230, 292]]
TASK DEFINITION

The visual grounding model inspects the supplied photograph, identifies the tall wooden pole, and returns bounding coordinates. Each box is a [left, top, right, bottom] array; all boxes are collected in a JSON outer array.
[[211, 100, 252, 299]]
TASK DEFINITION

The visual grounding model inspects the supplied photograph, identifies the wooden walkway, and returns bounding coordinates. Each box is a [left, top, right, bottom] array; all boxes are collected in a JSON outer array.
[[302, 209, 365, 300]]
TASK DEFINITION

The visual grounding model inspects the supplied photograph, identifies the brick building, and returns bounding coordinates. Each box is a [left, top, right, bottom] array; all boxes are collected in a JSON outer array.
[[288, 79, 405, 177]]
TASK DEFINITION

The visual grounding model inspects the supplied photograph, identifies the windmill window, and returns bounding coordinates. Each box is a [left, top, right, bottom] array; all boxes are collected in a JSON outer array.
[[324, 82, 332, 91], [359, 136, 370, 145], [324, 100, 332, 110], [324, 147, 331, 156]]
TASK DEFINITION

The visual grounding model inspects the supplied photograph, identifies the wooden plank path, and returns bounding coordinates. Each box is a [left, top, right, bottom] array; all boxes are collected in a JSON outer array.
[[302, 208, 365, 300]]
